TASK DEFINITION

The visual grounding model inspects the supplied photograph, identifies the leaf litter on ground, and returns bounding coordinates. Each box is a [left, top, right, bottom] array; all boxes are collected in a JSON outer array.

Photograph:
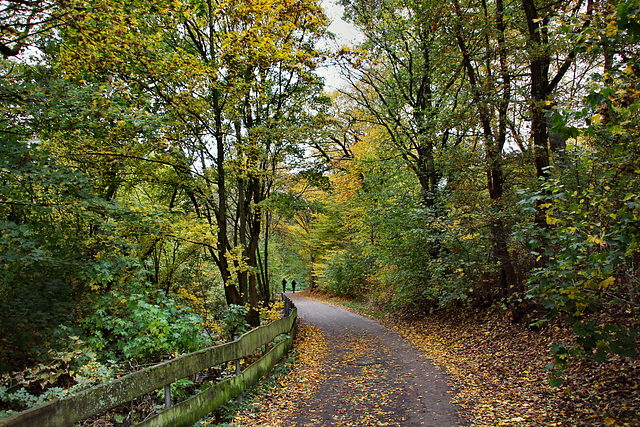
[[386, 306, 639, 427], [212, 323, 329, 426], [297, 290, 639, 427], [202, 290, 638, 426]]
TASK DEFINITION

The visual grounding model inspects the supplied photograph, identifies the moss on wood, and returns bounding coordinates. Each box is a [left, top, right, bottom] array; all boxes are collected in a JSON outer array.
[[0, 309, 297, 427]]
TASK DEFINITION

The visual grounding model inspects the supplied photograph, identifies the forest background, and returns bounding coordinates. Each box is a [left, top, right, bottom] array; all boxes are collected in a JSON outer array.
[[1, 0, 639, 422]]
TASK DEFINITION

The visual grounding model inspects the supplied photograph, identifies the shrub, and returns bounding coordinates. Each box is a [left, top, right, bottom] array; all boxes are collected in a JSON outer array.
[[81, 290, 211, 363]]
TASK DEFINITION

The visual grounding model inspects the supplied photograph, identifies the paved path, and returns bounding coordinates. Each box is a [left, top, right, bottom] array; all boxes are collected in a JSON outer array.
[[286, 294, 466, 427]]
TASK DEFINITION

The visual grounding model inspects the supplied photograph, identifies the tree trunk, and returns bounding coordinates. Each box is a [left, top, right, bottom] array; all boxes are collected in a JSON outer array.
[[213, 88, 243, 306], [521, 0, 553, 232], [454, 0, 518, 295], [245, 177, 262, 326]]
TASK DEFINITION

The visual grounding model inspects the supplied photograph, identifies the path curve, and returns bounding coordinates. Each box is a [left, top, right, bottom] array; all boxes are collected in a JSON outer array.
[[286, 293, 466, 427]]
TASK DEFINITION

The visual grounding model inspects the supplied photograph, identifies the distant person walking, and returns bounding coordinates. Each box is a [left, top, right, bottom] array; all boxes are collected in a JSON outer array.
[[282, 278, 287, 293], [292, 279, 297, 293]]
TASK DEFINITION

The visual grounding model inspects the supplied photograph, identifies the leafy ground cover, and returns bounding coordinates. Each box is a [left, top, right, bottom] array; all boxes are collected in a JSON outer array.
[[197, 323, 329, 426], [296, 291, 639, 427], [388, 309, 639, 427], [0, 300, 289, 425]]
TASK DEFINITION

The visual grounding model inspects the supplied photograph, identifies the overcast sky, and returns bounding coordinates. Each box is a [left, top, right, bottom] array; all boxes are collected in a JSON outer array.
[[318, 0, 364, 90]]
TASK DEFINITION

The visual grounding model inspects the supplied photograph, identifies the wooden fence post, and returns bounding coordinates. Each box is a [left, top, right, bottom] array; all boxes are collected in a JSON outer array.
[[282, 293, 291, 317], [163, 355, 172, 409], [262, 321, 269, 355], [233, 334, 243, 404]]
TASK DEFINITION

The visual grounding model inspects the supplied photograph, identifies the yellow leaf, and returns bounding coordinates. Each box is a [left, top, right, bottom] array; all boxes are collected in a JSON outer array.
[[587, 235, 607, 247], [604, 417, 616, 425], [546, 211, 561, 225], [599, 277, 615, 289]]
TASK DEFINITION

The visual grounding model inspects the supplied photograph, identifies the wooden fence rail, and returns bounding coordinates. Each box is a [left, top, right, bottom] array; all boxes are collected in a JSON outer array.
[[0, 301, 297, 427]]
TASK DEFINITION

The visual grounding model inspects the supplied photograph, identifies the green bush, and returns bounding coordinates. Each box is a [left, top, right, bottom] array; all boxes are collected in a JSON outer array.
[[323, 245, 373, 298], [223, 305, 249, 339], [81, 289, 211, 363]]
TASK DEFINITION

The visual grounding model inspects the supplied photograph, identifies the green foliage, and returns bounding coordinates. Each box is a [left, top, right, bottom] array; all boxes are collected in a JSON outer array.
[[71, 359, 118, 388], [518, 7, 640, 379], [80, 290, 210, 363], [0, 338, 119, 417], [0, 386, 70, 418], [0, 55, 180, 372], [0, 136, 139, 371], [323, 244, 374, 298], [517, 152, 640, 381], [155, 377, 195, 403], [519, 162, 640, 316], [548, 321, 639, 387], [617, 0, 640, 35], [223, 305, 250, 339]]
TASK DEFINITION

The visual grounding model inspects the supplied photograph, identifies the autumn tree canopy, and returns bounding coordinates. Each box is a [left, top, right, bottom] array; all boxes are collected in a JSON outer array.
[[1, 0, 639, 407]]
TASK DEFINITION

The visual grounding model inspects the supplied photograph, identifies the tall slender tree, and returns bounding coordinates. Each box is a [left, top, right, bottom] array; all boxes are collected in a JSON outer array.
[[451, 0, 520, 296], [340, 0, 466, 208]]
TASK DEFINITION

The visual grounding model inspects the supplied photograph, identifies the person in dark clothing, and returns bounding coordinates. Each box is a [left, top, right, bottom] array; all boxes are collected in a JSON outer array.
[[282, 278, 287, 293], [291, 279, 296, 293]]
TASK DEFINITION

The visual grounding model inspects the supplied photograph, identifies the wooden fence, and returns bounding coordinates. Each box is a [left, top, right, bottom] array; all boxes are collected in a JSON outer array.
[[0, 300, 297, 427]]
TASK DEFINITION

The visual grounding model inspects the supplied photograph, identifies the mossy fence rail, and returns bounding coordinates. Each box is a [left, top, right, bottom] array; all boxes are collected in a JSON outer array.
[[0, 297, 297, 427]]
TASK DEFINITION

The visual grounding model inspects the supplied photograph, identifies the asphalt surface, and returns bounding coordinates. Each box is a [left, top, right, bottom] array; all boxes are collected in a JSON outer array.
[[286, 293, 466, 427]]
